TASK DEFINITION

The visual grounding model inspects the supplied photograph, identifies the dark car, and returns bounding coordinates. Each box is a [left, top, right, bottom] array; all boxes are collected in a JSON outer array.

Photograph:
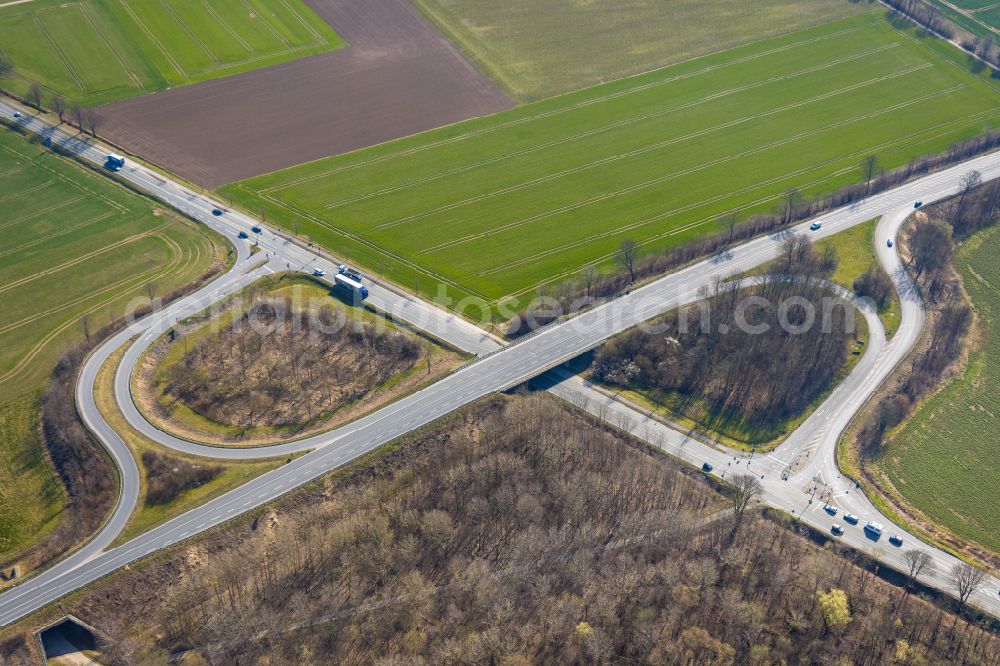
[[810, 222, 822, 231], [701, 462, 713, 473], [251, 226, 262, 234], [212, 208, 223, 216], [914, 200, 923, 208], [844, 513, 859, 525], [831, 525, 844, 536], [238, 231, 248, 239], [888, 534, 903, 547], [824, 505, 838, 516]]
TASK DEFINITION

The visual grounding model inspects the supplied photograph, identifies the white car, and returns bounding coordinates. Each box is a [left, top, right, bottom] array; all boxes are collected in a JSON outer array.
[[864, 521, 884, 536], [312, 268, 325, 277], [844, 513, 859, 525]]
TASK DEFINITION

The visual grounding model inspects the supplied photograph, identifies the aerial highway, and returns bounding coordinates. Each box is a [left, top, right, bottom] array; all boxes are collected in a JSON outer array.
[[1, 99, 999, 627], [549, 206, 1000, 617]]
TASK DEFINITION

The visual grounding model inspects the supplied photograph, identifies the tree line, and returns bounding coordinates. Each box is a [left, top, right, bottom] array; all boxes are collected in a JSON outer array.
[[28, 394, 1000, 666], [855, 174, 997, 458], [591, 238, 851, 442], [0, 54, 103, 136], [141, 451, 222, 506], [508, 132, 1000, 336], [884, 0, 1000, 70]]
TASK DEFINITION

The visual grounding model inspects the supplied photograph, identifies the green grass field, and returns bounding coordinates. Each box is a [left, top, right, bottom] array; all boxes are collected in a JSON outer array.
[[816, 218, 902, 336], [0, 124, 224, 560], [879, 224, 1000, 553], [0, 0, 343, 106], [412, 0, 866, 101], [223, 13, 1000, 316]]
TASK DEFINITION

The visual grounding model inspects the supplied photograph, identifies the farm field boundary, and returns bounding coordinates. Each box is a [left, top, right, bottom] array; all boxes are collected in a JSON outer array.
[[223, 13, 1000, 312], [92, 0, 513, 188], [0, 125, 224, 562], [0, 0, 344, 106]]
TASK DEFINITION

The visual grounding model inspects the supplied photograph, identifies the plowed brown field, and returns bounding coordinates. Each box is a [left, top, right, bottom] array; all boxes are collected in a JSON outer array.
[[95, 0, 513, 188]]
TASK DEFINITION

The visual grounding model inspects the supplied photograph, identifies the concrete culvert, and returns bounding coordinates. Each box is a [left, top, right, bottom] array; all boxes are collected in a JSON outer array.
[[38, 616, 100, 665]]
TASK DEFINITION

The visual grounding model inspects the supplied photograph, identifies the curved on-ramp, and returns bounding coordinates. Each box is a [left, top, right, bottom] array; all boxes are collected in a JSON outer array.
[[2, 96, 1000, 627]]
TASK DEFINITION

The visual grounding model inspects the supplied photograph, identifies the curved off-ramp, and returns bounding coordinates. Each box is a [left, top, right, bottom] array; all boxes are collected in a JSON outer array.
[[3, 96, 1000, 626]]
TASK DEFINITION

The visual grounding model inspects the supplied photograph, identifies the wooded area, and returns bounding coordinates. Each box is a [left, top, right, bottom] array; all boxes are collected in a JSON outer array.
[[592, 240, 851, 442], [14, 394, 998, 665], [141, 451, 222, 507], [163, 298, 422, 430]]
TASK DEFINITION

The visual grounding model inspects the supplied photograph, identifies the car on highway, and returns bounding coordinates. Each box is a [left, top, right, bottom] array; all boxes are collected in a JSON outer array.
[[810, 222, 822, 231], [238, 231, 248, 239], [888, 534, 903, 547], [313, 268, 325, 277], [864, 521, 884, 537], [844, 513, 859, 525], [831, 525, 844, 536], [251, 226, 262, 234], [914, 200, 923, 208], [886, 239, 893, 248], [824, 505, 838, 516], [701, 462, 713, 473], [12, 111, 21, 119], [212, 208, 223, 216]]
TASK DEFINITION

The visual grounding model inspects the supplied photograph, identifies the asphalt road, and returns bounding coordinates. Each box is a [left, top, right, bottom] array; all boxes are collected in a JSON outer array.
[[1, 100, 999, 626], [548, 206, 1000, 617]]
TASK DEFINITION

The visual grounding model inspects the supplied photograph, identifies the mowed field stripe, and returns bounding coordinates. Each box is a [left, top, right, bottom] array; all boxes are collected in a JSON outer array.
[[377, 62, 929, 238], [486, 108, 1000, 295], [261, 20, 876, 193], [0, 210, 118, 259], [0, 180, 53, 203], [0, 227, 163, 296], [227, 14, 1000, 305], [0, 196, 85, 232], [0, 234, 187, 384], [320, 43, 901, 211], [425, 79, 953, 260]]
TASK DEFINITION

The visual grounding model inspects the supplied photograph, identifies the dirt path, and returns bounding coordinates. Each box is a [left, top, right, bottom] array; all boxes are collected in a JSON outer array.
[[94, 0, 513, 188]]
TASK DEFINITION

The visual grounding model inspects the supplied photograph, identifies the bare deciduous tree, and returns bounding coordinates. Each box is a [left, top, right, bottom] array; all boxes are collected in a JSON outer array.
[[909, 220, 953, 278], [731, 474, 762, 522], [581, 265, 597, 300], [72, 104, 84, 131], [52, 94, 67, 123], [950, 562, 987, 610], [617, 239, 639, 285], [27, 82, 44, 110], [957, 169, 983, 207], [903, 550, 934, 589], [860, 155, 878, 195], [722, 210, 741, 242], [781, 188, 802, 226], [84, 110, 101, 137]]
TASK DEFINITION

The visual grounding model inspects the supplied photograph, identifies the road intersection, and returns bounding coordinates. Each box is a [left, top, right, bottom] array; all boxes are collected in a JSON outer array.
[[1, 100, 999, 627]]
